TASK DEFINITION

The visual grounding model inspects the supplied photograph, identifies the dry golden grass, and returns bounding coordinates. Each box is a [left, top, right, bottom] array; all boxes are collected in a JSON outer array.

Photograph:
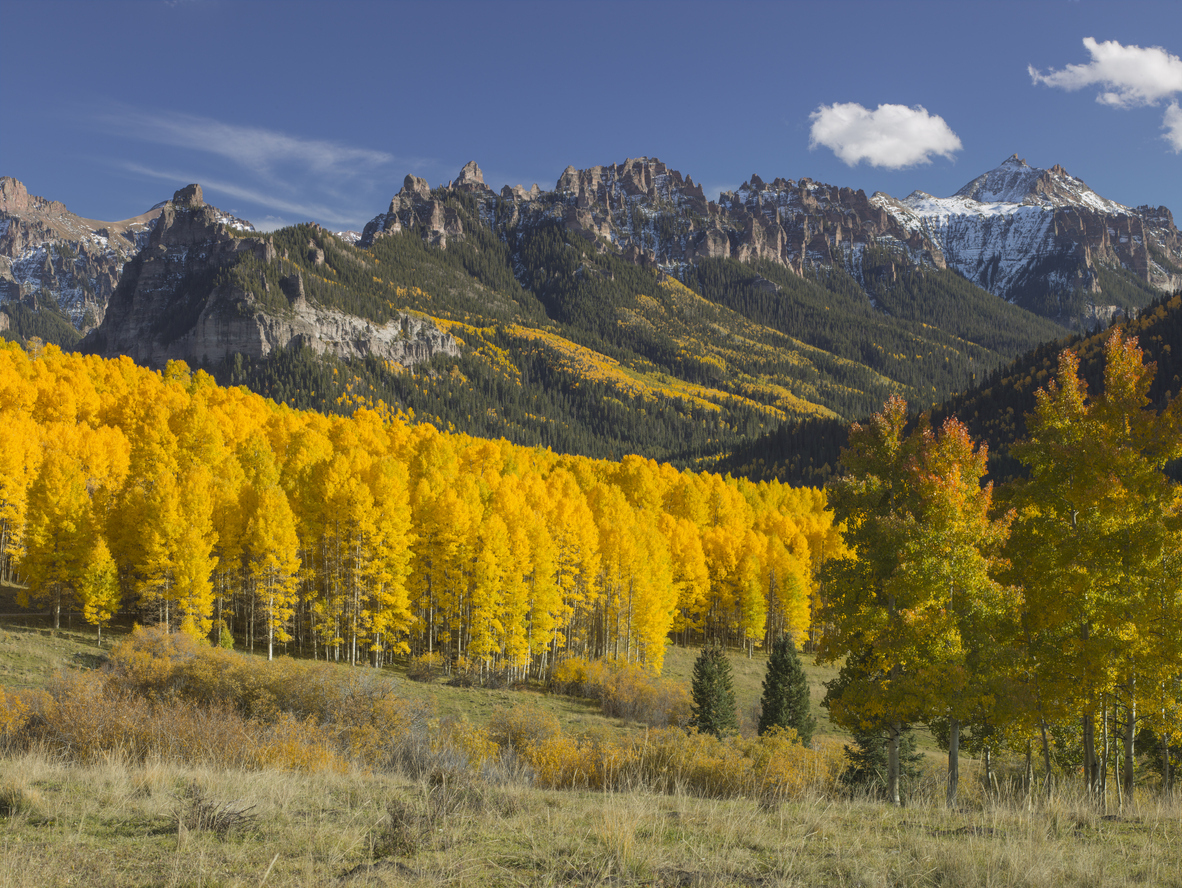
[[0, 749, 1178, 888], [3, 617, 1180, 886]]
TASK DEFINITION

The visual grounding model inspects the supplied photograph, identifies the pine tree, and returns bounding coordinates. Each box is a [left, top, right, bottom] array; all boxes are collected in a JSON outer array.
[[689, 645, 738, 738], [757, 635, 816, 744]]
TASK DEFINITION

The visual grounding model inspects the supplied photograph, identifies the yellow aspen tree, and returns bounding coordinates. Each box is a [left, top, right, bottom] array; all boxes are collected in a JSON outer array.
[[735, 529, 768, 658], [700, 524, 741, 644], [1009, 332, 1182, 800], [488, 475, 534, 675], [820, 397, 1008, 806], [246, 484, 301, 660], [469, 512, 510, 678], [541, 468, 600, 664], [0, 411, 41, 583], [660, 513, 710, 644], [79, 538, 120, 645], [589, 483, 637, 660], [20, 447, 92, 631], [360, 456, 415, 665], [627, 509, 677, 672], [520, 472, 561, 677]]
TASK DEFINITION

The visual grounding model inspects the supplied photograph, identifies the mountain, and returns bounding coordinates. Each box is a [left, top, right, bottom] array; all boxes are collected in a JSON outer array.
[[359, 155, 1180, 330], [66, 165, 1066, 465], [881, 156, 1182, 323], [79, 185, 458, 369], [0, 176, 162, 344]]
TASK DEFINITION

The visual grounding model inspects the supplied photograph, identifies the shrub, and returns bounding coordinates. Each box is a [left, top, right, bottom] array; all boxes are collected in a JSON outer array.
[[0, 685, 32, 745], [549, 656, 590, 695], [173, 784, 257, 836], [486, 704, 560, 751], [107, 624, 200, 697], [407, 651, 444, 683], [552, 657, 691, 728]]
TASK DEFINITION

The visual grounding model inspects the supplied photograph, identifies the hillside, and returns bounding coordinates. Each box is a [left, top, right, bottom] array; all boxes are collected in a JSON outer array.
[[721, 291, 1182, 485]]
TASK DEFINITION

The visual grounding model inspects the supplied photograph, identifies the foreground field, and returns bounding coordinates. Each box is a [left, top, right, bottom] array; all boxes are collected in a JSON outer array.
[[2, 617, 1179, 887], [2, 751, 1179, 888]]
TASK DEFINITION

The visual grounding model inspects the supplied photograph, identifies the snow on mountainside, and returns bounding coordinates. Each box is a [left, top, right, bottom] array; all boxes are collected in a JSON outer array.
[[1, 177, 163, 328], [869, 156, 1182, 321]]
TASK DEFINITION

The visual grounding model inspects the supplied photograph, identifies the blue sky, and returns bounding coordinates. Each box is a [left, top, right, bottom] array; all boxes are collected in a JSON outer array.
[[3, 0, 1180, 231]]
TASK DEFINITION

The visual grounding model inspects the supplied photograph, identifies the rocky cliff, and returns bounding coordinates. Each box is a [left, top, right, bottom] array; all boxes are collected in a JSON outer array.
[[81, 185, 458, 369], [0, 177, 161, 328], [362, 156, 1182, 328]]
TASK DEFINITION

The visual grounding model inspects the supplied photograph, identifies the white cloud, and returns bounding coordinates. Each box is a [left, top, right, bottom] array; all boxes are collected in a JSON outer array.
[[1029, 37, 1182, 108], [808, 103, 962, 169], [1165, 103, 1182, 153]]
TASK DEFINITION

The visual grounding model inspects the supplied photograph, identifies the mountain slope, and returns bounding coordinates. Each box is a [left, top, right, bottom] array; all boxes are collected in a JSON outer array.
[[721, 292, 1182, 485], [0, 177, 161, 332]]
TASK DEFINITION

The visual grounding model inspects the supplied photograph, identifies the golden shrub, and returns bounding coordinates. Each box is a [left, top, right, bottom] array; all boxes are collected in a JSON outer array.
[[107, 624, 200, 697], [0, 686, 30, 741], [549, 656, 590, 694], [258, 713, 345, 772], [525, 733, 592, 788], [486, 704, 561, 751], [407, 651, 444, 682], [439, 719, 498, 769]]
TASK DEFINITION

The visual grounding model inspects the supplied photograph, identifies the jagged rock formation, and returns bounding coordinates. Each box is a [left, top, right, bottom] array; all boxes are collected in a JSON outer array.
[[362, 156, 1182, 328], [0, 177, 162, 328], [82, 185, 458, 369]]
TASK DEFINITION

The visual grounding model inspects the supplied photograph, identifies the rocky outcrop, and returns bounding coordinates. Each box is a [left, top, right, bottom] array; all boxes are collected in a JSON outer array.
[[360, 169, 471, 248], [83, 186, 458, 369], [0, 177, 161, 328]]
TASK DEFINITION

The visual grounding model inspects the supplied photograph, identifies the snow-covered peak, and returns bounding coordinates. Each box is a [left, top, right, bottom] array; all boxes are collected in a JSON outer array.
[[954, 155, 1044, 203], [952, 155, 1128, 214]]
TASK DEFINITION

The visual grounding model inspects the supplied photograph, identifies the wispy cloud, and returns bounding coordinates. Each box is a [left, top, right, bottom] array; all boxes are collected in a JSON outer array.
[[1030, 38, 1182, 153], [98, 108, 395, 180], [124, 163, 367, 229], [91, 106, 429, 228], [808, 103, 962, 169], [1029, 37, 1182, 108]]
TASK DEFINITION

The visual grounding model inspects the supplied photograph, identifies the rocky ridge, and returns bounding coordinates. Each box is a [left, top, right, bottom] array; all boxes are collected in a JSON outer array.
[[362, 156, 1182, 327], [81, 185, 457, 369], [0, 177, 162, 328]]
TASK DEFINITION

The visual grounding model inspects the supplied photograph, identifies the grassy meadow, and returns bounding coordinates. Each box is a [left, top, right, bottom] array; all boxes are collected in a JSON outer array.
[[1, 604, 1179, 888]]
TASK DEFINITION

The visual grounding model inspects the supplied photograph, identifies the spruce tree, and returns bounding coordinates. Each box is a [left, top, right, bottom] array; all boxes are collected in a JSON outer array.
[[839, 726, 923, 798], [689, 646, 738, 738], [757, 635, 816, 744]]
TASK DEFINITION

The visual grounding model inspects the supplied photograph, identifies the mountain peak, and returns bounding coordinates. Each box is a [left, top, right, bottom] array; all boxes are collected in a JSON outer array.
[[952, 156, 1125, 213], [172, 184, 204, 208], [452, 161, 491, 194]]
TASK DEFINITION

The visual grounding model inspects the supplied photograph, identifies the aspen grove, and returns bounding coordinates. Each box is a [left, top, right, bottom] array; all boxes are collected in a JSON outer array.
[[0, 341, 834, 676]]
